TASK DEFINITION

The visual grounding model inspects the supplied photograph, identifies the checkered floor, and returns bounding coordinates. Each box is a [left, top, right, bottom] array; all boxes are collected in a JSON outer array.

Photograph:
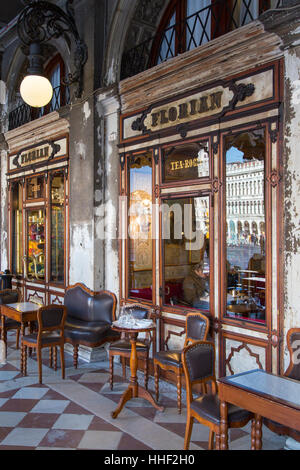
[[0, 331, 287, 450]]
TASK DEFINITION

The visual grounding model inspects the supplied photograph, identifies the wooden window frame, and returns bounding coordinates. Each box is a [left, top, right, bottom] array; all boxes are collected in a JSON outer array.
[[219, 121, 273, 332]]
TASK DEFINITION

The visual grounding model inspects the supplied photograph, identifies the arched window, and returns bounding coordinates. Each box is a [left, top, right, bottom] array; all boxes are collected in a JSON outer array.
[[44, 54, 68, 111], [152, 0, 274, 65]]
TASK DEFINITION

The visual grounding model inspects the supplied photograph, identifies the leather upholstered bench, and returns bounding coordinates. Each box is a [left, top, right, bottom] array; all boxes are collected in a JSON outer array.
[[64, 283, 120, 367]]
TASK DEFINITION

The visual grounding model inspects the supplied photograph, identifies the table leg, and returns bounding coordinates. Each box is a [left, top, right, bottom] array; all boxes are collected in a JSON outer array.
[[255, 414, 262, 450], [220, 400, 229, 450], [251, 418, 256, 450], [111, 332, 164, 419], [1, 314, 7, 358], [20, 322, 25, 373]]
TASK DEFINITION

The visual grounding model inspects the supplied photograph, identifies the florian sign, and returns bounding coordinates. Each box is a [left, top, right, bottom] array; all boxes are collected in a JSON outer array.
[[12, 140, 61, 169], [149, 90, 224, 129], [20, 144, 50, 165], [123, 80, 256, 140]]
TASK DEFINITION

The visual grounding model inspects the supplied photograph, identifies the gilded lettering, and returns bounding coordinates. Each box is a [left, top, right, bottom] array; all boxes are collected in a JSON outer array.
[[179, 103, 188, 119], [168, 107, 177, 122], [160, 110, 169, 124], [151, 112, 159, 127], [189, 99, 197, 115], [198, 96, 209, 113], [209, 91, 223, 110]]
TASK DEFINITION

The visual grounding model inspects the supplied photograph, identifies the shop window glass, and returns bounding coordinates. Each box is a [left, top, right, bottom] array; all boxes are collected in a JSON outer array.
[[162, 195, 210, 311], [50, 174, 65, 283], [225, 129, 266, 324], [163, 141, 209, 183], [128, 153, 153, 301], [27, 209, 45, 280], [12, 182, 23, 275], [26, 175, 45, 200]]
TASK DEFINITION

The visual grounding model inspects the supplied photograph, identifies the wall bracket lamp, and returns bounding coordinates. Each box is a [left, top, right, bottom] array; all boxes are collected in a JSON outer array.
[[17, 0, 88, 107]]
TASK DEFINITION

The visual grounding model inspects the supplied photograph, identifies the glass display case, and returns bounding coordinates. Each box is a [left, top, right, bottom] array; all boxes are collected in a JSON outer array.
[[50, 174, 65, 282], [12, 181, 23, 275], [27, 208, 45, 280], [9, 169, 67, 286]]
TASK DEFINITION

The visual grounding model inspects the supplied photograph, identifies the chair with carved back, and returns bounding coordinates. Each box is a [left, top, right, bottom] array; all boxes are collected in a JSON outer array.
[[108, 304, 152, 390], [0, 289, 21, 351], [182, 340, 253, 450], [264, 328, 300, 442], [153, 311, 209, 414], [22, 305, 67, 384]]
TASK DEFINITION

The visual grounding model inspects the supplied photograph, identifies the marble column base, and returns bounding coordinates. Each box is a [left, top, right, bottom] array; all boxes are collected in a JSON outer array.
[[64, 343, 109, 363], [284, 437, 300, 450]]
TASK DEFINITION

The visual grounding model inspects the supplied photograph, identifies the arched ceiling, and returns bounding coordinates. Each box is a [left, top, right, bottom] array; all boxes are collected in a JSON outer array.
[[123, 0, 169, 53]]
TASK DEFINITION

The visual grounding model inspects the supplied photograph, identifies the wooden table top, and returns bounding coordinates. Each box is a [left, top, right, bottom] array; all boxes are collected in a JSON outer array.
[[112, 320, 155, 334], [2, 302, 42, 313]]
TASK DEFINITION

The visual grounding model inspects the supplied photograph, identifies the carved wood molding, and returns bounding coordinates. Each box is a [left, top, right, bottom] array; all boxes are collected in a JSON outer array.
[[225, 342, 263, 375], [50, 295, 63, 305], [212, 177, 222, 193], [27, 291, 44, 305], [268, 330, 283, 348], [266, 169, 281, 188], [119, 153, 126, 171], [164, 327, 186, 351], [212, 317, 222, 334]]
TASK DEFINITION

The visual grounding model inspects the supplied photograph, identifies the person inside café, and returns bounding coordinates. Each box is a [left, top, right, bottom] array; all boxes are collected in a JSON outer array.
[[183, 261, 209, 310]]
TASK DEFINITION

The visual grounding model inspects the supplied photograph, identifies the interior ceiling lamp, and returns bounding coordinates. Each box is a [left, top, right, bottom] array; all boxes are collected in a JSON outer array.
[[17, 0, 87, 108]]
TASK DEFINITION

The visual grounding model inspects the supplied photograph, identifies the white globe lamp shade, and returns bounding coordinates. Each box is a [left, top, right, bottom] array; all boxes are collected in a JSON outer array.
[[20, 75, 53, 108]]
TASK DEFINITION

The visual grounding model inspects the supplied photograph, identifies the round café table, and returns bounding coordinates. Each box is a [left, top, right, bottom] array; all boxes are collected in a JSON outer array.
[[111, 322, 164, 419]]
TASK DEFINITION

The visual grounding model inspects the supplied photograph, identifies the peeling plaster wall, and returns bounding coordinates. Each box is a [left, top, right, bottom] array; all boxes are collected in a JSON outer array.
[[69, 97, 95, 289], [283, 45, 300, 369], [95, 90, 120, 297]]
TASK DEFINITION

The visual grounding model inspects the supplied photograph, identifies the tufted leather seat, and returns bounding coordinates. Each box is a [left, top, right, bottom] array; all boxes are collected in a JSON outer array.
[[64, 283, 119, 368], [108, 305, 151, 390], [0, 289, 21, 349], [153, 311, 209, 413], [182, 340, 253, 450]]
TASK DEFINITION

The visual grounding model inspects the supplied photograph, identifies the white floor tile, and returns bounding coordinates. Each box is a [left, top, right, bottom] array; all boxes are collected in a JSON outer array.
[[12, 387, 48, 400], [1, 427, 48, 447], [53, 413, 93, 430], [78, 430, 123, 450], [30, 399, 70, 414], [0, 411, 27, 427]]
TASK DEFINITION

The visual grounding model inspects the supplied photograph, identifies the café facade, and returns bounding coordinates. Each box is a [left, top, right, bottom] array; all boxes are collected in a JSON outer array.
[[1, 0, 300, 379]]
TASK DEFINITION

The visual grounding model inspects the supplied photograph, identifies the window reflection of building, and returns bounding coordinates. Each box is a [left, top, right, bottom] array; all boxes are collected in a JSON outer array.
[[226, 159, 264, 246], [225, 130, 266, 324], [128, 154, 153, 300]]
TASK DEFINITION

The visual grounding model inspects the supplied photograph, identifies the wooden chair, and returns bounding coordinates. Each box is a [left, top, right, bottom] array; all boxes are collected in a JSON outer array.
[[264, 328, 300, 442], [108, 305, 151, 390], [182, 340, 253, 450], [21, 305, 67, 384], [153, 311, 209, 413], [0, 289, 21, 350]]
